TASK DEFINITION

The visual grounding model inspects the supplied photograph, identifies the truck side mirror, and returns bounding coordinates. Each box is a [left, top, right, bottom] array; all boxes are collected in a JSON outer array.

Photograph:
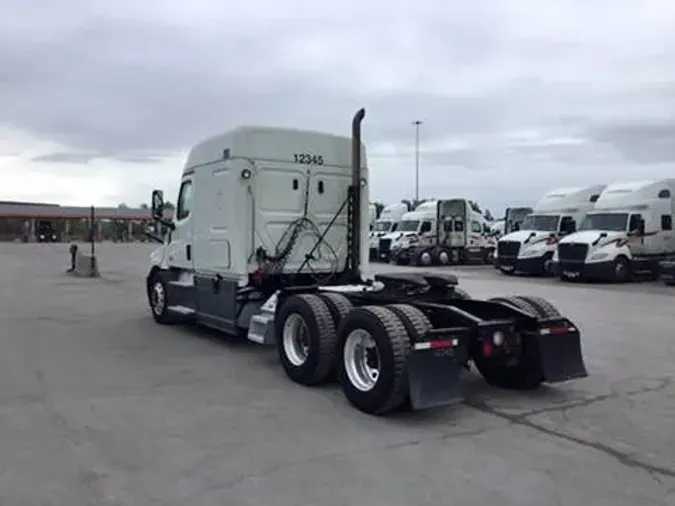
[[151, 190, 164, 219]]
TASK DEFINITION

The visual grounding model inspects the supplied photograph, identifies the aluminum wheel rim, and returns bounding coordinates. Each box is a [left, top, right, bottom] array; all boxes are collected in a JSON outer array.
[[283, 313, 310, 366], [420, 251, 432, 265], [615, 261, 626, 279], [343, 329, 380, 392], [151, 282, 165, 316], [438, 251, 449, 264]]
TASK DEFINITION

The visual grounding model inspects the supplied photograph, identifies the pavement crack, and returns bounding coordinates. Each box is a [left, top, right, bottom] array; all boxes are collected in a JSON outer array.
[[490, 376, 674, 418], [465, 398, 675, 479]]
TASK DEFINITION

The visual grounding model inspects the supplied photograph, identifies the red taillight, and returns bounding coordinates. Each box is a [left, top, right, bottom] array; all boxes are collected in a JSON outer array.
[[482, 340, 493, 356], [545, 236, 558, 245]]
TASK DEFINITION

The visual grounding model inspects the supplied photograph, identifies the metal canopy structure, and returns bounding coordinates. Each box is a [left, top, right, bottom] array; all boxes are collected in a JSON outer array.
[[0, 201, 173, 220]]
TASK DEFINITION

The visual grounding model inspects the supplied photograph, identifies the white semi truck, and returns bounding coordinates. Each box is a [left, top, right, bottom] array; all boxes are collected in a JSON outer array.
[[553, 179, 675, 282], [368, 203, 408, 260], [376, 202, 437, 262], [391, 198, 492, 266], [495, 185, 606, 276], [145, 109, 588, 416]]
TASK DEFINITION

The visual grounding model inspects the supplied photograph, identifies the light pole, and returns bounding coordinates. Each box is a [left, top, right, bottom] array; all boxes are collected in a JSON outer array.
[[412, 120, 423, 203]]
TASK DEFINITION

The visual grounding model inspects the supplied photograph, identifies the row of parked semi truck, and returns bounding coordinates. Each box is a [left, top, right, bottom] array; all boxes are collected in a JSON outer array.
[[366, 199, 533, 267], [367, 179, 675, 284]]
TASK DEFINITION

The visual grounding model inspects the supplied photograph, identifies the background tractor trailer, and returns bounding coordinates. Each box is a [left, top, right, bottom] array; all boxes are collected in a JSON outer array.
[[391, 198, 492, 266], [553, 179, 675, 282], [377, 201, 437, 262], [145, 108, 588, 416], [368, 203, 408, 260], [495, 184, 606, 276]]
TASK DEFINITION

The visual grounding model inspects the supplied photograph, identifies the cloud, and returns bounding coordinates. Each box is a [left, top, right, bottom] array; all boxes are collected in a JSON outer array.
[[1, 0, 675, 213]]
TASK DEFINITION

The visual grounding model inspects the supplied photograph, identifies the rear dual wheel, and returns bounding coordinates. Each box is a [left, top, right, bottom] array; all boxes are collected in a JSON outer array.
[[275, 294, 425, 415]]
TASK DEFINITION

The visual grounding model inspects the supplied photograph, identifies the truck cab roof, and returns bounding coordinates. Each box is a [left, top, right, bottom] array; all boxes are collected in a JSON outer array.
[[183, 126, 367, 175]]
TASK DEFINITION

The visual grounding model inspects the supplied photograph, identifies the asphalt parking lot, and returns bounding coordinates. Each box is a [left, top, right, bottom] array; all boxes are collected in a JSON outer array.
[[1, 242, 674, 506]]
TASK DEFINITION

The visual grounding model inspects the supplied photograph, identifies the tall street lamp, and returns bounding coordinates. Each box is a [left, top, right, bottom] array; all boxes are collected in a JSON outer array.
[[412, 120, 423, 203]]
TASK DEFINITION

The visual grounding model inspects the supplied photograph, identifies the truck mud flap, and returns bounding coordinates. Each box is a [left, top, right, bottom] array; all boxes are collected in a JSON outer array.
[[536, 319, 588, 383], [407, 349, 464, 410]]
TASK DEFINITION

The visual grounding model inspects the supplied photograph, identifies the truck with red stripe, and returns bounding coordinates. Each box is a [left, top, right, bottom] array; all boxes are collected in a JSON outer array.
[[552, 179, 675, 282], [495, 185, 606, 276], [144, 109, 588, 416], [391, 198, 493, 266]]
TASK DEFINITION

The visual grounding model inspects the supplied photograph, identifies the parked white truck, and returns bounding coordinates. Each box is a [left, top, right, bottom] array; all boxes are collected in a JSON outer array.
[[144, 108, 588, 416], [495, 185, 606, 275], [377, 201, 437, 262], [368, 203, 408, 260], [552, 179, 675, 282], [392, 198, 492, 265]]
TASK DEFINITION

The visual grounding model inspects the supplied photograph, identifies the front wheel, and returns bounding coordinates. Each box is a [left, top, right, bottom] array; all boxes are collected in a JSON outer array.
[[147, 272, 179, 325], [612, 256, 630, 282]]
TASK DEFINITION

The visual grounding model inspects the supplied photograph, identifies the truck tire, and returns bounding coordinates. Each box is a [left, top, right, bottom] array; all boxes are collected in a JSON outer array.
[[471, 295, 545, 389], [317, 292, 353, 328], [436, 248, 451, 266], [317, 291, 354, 380], [453, 287, 472, 300], [612, 256, 630, 282], [416, 249, 434, 266], [386, 304, 433, 412], [147, 271, 180, 325], [338, 306, 411, 415], [513, 295, 562, 319], [275, 294, 337, 386]]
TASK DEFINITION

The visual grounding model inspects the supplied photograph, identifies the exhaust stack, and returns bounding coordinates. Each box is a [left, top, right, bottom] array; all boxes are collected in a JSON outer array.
[[349, 108, 366, 279]]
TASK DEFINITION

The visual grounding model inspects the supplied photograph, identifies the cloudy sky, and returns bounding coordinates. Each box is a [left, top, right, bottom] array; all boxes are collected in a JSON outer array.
[[1, 0, 674, 215]]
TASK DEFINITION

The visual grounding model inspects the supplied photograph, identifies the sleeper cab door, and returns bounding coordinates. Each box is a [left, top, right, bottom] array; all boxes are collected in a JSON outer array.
[[167, 177, 194, 270]]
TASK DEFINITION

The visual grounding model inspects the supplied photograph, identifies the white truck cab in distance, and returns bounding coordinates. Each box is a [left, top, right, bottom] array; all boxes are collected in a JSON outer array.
[[381, 202, 437, 263], [398, 198, 492, 266], [553, 179, 675, 282], [495, 185, 606, 276], [369, 203, 408, 260]]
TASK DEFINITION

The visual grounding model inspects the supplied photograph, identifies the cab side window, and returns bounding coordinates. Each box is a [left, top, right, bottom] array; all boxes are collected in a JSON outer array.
[[628, 214, 642, 232], [471, 221, 482, 233], [420, 221, 432, 233], [661, 215, 672, 231], [176, 180, 193, 221]]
